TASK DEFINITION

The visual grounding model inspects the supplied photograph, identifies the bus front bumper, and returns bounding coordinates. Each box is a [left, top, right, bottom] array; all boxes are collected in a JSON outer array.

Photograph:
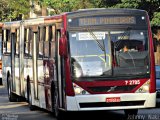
[[66, 93, 156, 111]]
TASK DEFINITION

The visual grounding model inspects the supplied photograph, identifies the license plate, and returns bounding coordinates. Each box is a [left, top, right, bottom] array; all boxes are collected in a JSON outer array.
[[106, 97, 121, 102]]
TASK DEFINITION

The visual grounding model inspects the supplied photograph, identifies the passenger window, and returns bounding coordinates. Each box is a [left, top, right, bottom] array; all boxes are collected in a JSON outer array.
[[15, 29, 20, 56], [44, 26, 49, 58], [38, 27, 44, 58], [24, 28, 29, 56], [3, 29, 11, 54], [50, 25, 56, 58]]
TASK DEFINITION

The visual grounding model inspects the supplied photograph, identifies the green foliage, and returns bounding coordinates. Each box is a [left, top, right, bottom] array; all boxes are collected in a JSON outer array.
[[113, 0, 140, 8], [111, 0, 160, 26], [9, 0, 30, 19], [151, 12, 160, 26], [0, 0, 9, 21], [39, 0, 105, 15], [0, 0, 30, 21], [0, 0, 160, 26]]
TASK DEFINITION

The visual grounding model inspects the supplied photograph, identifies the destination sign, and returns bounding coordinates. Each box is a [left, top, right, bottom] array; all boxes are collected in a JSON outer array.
[[79, 16, 136, 26]]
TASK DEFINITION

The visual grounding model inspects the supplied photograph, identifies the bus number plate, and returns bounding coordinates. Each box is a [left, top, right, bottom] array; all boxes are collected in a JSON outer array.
[[106, 97, 121, 103], [125, 80, 140, 85]]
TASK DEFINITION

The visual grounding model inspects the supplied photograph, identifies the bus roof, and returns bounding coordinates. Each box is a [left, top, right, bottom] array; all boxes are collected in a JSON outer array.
[[23, 17, 44, 26], [66, 8, 147, 17], [3, 21, 21, 29]]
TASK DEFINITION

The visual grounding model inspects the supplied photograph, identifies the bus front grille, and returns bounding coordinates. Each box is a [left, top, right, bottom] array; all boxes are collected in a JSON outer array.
[[87, 85, 137, 93], [79, 100, 145, 108]]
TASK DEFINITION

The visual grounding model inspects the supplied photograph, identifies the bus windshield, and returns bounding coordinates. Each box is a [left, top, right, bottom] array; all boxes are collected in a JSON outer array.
[[69, 29, 150, 78]]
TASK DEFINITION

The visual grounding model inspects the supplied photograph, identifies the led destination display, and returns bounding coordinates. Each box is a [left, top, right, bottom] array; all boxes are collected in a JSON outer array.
[[79, 16, 136, 26]]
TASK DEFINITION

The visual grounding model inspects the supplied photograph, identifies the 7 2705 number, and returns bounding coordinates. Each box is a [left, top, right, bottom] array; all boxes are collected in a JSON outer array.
[[125, 80, 140, 85]]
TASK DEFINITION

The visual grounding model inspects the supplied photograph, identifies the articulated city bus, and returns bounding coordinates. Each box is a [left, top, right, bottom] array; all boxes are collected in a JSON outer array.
[[2, 8, 156, 118], [0, 23, 3, 85]]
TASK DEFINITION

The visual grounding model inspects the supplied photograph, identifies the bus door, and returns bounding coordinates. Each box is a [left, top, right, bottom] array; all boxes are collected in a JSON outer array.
[[38, 24, 56, 110], [19, 24, 25, 96], [11, 27, 20, 94], [31, 26, 39, 100], [11, 28, 16, 92]]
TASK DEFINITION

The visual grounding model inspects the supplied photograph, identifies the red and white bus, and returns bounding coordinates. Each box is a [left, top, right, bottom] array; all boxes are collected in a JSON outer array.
[[0, 23, 3, 85], [2, 8, 156, 117]]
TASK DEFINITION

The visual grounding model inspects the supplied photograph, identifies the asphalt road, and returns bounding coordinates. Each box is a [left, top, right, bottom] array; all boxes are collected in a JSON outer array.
[[0, 85, 160, 120]]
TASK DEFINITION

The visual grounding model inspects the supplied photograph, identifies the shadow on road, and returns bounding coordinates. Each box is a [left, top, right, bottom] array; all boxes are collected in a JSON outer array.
[[1, 85, 156, 120], [57, 110, 126, 120]]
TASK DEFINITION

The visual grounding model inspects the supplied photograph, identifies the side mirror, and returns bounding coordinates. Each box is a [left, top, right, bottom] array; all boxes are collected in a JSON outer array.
[[59, 28, 67, 57]]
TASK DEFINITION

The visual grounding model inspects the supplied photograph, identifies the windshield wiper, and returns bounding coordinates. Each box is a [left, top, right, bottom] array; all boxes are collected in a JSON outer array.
[[86, 28, 107, 62], [86, 28, 105, 51]]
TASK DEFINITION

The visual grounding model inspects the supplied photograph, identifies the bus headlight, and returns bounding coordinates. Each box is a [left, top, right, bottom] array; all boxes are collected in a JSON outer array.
[[73, 83, 89, 95], [142, 85, 149, 91], [74, 87, 81, 94], [136, 80, 150, 93]]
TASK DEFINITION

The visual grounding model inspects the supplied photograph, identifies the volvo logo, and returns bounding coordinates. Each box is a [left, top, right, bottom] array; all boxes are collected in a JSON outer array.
[[107, 86, 117, 92]]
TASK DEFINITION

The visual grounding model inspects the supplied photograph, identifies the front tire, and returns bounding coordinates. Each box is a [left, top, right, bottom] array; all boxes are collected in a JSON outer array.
[[52, 90, 65, 120], [53, 91, 60, 117], [27, 81, 36, 111]]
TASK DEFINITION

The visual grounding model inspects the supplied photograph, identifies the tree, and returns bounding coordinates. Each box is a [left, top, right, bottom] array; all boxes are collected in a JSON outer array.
[[111, 0, 160, 26], [38, 0, 104, 15], [0, 0, 10, 21], [151, 12, 160, 26], [0, 0, 30, 21], [8, 0, 30, 20], [1, 0, 160, 26]]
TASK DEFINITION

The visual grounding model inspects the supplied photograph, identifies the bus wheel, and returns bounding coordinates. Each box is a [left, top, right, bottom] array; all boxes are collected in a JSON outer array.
[[53, 91, 59, 117], [28, 85, 36, 111], [124, 109, 138, 119], [7, 75, 17, 102], [53, 91, 64, 119]]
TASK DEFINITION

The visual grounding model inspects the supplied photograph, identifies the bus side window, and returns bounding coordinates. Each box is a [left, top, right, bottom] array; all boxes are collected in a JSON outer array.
[[3, 29, 11, 54], [50, 25, 56, 59], [24, 28, 29, 57], [38, 26, 44, 58], [29, 29, 33, 57], [6, 30, 11, 53], [44, 26, 49, 58], [15, 29, 20, 56], [2, 29, 7, 53]]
